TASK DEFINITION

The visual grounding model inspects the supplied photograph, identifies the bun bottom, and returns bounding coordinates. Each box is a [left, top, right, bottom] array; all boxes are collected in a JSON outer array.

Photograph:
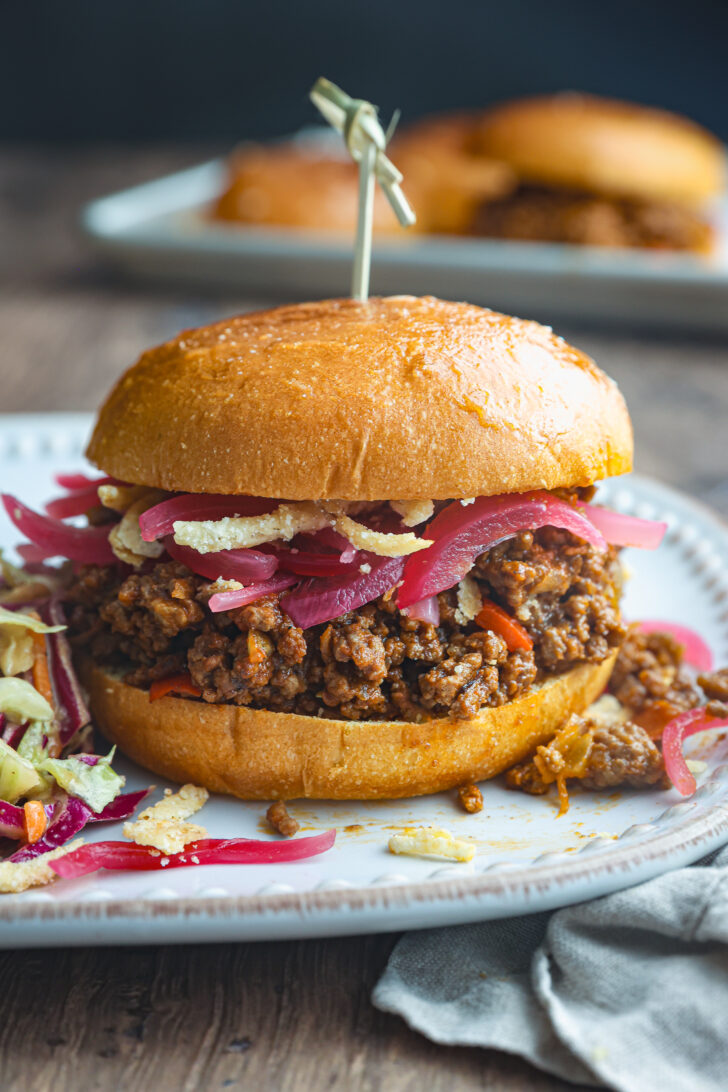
[[81, 656, 615, 800]]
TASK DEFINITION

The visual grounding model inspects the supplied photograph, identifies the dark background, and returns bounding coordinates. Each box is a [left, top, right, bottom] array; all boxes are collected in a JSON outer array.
[[3, 0, 727, 143]]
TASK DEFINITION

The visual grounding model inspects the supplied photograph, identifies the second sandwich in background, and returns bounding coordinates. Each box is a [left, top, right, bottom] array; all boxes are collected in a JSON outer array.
[[213, 92, 724, 254], [470, 93, 724, 252]]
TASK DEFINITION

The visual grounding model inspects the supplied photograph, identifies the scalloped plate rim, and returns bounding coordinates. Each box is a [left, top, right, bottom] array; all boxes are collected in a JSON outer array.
[[1, 413, 728, 946]]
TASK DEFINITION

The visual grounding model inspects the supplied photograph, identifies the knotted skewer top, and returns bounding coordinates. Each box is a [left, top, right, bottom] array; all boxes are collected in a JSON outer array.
[[310, 77, 415, 300]]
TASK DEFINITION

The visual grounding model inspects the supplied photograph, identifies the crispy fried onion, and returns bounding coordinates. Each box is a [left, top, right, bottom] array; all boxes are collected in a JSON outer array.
[[506, 715, 593, 816], [326, 508, 432, 557], [109, 491, 166, 566], [388, 827, 475, 862], [454, 574, 482, 624], [0, 839, 84, 894], [173, 502, 331, 554], [390, 499, 435, 527], [123, 784, 209, 856], [205, 578, 244, 596], [172, 501, 433, 558], [98, 483, 150, 513]]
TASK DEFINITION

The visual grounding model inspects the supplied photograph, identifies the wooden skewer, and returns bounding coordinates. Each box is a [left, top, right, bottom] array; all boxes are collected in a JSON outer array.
[[309, 77, 415, 302]]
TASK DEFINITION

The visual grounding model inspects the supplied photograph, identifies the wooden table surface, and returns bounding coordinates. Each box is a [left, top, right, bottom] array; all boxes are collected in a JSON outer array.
[[2, 147, 728, 1092]]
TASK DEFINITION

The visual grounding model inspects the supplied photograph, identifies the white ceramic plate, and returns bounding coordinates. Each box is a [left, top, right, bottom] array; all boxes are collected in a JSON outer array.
[[81, 150, 728, 332], [1, 413, 728, 949]]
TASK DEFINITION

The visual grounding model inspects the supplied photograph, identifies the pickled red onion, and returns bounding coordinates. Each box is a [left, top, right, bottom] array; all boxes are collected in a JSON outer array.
[[165, 537, 277, 583], [583, 506, 666, 549], [272, 546, 361, 577], [208, 573, 298, 613], [50, 829, 337, 878], [45, 490, 104, 520], [54, 473, 116, 491], [2, 495, 116, 565], [283, 556, 404, 629], [140, 494, 277, 542], [398, 491, 606, 608], [403, 596, 440, 625], [45, 478, 116, 519], [301, 527, 358, 563], [662, 708, 728, 795], [635, 620, 713, 672], [16, 543, 55, 563]]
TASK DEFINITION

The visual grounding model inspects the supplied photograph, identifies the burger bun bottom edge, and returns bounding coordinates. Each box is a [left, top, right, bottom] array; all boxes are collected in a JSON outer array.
[[80, 654, 616, 801]]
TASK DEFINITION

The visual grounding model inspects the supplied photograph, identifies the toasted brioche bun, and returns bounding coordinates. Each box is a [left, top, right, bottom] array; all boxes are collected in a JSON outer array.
[[87, 296, 632, 500], [212, 143, 399, 235], [473, 94, 724, 204], [81, 655, 615, 800], [392, 113, 516, 234]]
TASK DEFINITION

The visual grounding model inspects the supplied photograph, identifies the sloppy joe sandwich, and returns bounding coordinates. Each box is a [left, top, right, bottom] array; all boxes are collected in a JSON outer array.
[[212, 134, 512, 239], [213, 143, 401, 236], [471, 93, 724, 252], [5, 295, 666, 801]]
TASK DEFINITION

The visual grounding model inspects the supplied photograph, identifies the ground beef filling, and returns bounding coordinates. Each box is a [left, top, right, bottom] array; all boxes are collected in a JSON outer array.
[[507, 629, 728, 800], [472, 184, 711, 252], [65, 527, 624, 722]]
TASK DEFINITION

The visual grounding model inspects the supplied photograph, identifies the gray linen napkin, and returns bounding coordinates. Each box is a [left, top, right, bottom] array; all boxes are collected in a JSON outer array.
[[372, 846, 728, 1092]]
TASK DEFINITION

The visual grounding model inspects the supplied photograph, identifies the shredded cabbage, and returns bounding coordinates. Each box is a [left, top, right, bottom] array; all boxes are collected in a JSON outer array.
[[0, 630, 33, 675], [39, 748, 125, 814], [0, 605, 64, 677], [0, 739, 42, 803], [0, 557, 147, 882], [16, 723, 56, 799], [16, 722, 53, 766], [0, 676, 54, 723]]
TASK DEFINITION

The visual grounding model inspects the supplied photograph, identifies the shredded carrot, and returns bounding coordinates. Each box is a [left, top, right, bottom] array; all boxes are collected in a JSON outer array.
[[475, 599, 533, 652], [247, 631, 268, 664], [31, 632, 55, 707], [555, 776, 571, 817], [149, 673, 203, 702], [23, 801, 47, 844], [634, 699, 682, 740]]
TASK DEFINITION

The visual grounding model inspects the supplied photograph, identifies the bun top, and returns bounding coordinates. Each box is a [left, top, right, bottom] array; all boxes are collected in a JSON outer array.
[[473, 94, 724, 204], [212, 144, 399, 235], [390, 113, 516, 234], [87, 296, 632, 500]]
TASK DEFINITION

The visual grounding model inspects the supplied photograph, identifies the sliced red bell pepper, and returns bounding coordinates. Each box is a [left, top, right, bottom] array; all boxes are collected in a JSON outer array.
[[149, 673, 202, 702], [475, 598, 533, 652]]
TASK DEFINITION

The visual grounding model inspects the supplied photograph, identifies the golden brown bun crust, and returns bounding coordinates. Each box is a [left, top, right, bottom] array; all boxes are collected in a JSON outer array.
[[391, 113, 516, 234], [212, 144, 399, 235], [87, 297, 632, 500], [473, 94, 724, 204], [82, 656, 615, 800]]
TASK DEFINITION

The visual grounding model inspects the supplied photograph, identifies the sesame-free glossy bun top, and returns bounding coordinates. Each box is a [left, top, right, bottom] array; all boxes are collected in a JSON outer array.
[[86, 296, 633, 500], [473, 94, 724, 204], [212, 143, 400, 235]]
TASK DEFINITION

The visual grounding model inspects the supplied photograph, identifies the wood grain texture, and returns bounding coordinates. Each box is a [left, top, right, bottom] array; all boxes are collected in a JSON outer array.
[[0, 146, 727, 1091], [0, 936, 582, 1092]]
